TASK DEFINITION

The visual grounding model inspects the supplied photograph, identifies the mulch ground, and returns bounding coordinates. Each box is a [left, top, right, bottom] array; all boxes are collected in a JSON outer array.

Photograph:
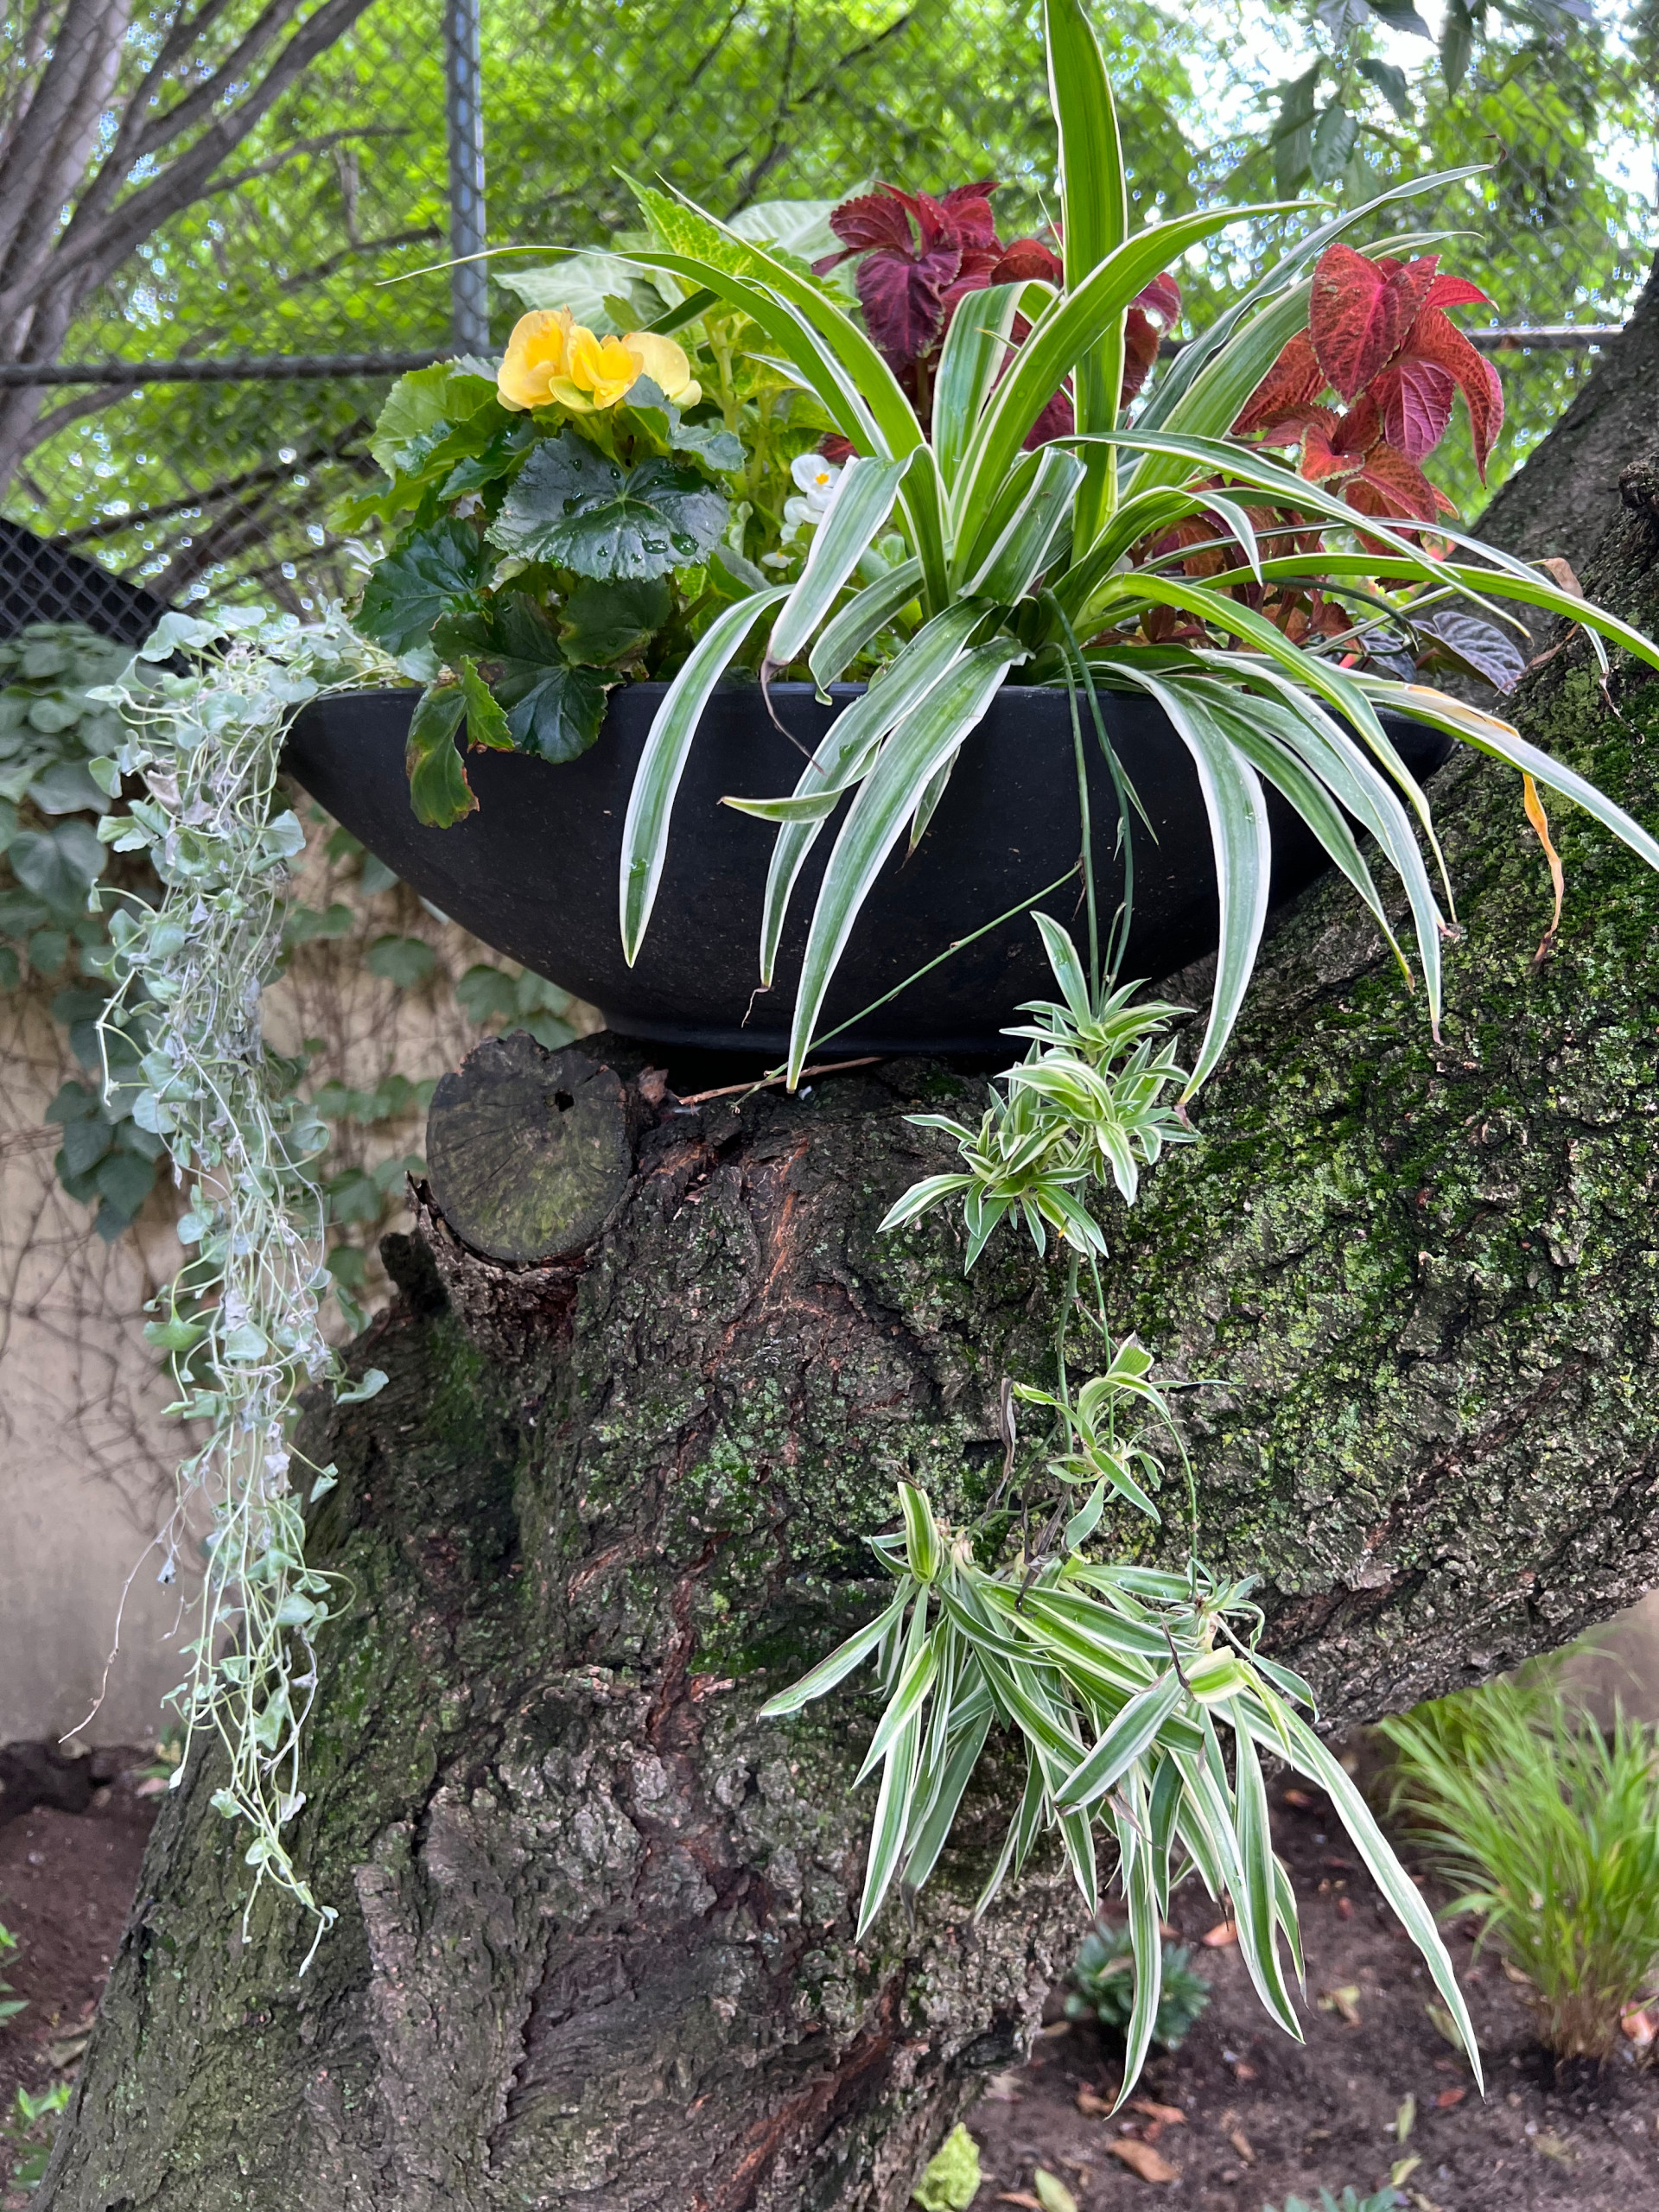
[[3, 1760, 1657, 2209], [970, 1774, 1659, 2212]]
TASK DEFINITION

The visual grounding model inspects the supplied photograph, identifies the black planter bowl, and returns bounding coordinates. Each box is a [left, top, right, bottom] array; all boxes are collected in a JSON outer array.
[[283, 683, 1451, 1058]]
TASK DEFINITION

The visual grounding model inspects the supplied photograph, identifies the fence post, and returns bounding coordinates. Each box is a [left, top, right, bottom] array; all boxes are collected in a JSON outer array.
[[444, 0, 489, 352]]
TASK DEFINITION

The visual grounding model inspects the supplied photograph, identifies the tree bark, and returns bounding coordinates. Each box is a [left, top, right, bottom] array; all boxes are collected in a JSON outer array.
[[35, 437, 1659, 2211], [1473, 249, 1659, 575]]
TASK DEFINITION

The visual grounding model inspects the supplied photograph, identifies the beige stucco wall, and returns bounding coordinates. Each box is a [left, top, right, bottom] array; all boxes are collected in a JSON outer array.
[[0, 805, 595, 1745]]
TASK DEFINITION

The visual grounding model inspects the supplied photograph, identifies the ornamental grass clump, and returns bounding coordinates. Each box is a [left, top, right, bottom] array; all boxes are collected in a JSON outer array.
[[1065, 1916, 1213, 2049], [1380, 1679, 1659, 2062]]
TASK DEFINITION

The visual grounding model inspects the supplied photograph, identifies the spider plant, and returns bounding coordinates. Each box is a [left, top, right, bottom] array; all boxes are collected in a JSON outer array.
[[608, 0, 1659, 1090]]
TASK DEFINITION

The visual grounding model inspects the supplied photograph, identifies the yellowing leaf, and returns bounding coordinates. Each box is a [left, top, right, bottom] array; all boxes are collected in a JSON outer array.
[[1033, 2172, 1078, 2212], [1522, 771, 1565, 964]]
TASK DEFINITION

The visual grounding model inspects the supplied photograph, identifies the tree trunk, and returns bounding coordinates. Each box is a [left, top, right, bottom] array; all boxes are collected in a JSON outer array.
[[35, 433, 1659, 2210]]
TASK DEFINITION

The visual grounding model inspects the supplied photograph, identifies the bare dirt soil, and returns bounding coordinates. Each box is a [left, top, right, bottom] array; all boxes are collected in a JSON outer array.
[[971, 1775, 1659, 2212], [0, 1757, 155, 2202]]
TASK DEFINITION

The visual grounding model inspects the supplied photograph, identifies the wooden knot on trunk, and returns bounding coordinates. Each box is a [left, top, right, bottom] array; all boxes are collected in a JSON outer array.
[[426, 1032, 639, 1264]]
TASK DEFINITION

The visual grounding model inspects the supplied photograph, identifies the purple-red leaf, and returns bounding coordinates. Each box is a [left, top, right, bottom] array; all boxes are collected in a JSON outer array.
[[1425, 272, 1491, 312], [826, 187, 918, 256], [939, 181, 1000, 251], [1233, 330, 1325, 436], [991, 236, 1063, 285], [1122, 271, 1181, 405], [829, 184, 969, 367], [1370, 357, 1456, 462], [1310, 244, 1440, 402], [1346, 442, 1456, 529], [1396, 305, 1504, 479]]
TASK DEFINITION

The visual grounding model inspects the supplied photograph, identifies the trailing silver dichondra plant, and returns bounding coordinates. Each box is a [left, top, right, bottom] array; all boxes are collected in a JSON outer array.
[[89, 606, 392, 1951]]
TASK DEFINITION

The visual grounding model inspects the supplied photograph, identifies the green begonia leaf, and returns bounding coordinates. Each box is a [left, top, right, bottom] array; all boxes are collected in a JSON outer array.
[[357, 520, 490, 656], [557, 577, 671, 665], [460, 656, 514, 749], [619, 378, 745, 473], [489, 431, 728, 580], [495, 658, 612, 763], [404, 683, 474, 826], [371, 363, 501, 481], [437, 418, 537, 500]]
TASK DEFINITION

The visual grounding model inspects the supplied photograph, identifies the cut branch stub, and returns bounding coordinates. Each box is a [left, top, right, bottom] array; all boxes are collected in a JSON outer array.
[[425, 1032, 633, 1263]]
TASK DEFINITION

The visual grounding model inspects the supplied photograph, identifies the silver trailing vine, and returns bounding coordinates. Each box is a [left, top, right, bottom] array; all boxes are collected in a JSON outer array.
[[89, 605, 394, 1955]]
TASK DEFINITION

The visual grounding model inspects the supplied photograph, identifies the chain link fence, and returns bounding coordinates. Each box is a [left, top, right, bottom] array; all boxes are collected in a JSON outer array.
[[0, 0, 1653, 624]]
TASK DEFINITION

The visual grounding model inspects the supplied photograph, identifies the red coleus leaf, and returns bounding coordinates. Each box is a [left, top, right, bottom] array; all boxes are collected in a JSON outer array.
[[1370, 357, 1456, 463], [1395, 305, 1504, 480], [939, 180, 1000, 251], [832, 186, 966, 367], [1300, 423, 1353, 482], [1233, 331, 1325, 436], [991, 236, 1064, 285], [1347, 442, 1457, 527], [1331, 391, 1380, 454], [1310, 243, 1442, 403], [1426, 272, 1491, 311], [1024, 384, 1075, 449], [1122, 271, 1181, 407], [822, 187, 917, 258]]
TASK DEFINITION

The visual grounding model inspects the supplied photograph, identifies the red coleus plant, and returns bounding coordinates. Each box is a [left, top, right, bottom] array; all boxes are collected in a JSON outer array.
[[815, 181, 1179, 446], [1232, 240, 1503, 531]]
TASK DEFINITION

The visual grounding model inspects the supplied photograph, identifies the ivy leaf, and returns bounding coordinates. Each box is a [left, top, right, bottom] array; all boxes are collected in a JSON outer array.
[[95, 1149, 157, 1221], [489, 431, 728, 581], [60, 1113, 113, 1177], [454, 963, 519, 1023], [357, 520, 490, 656], [557, 577, 671, 665], [459, 656, 514, 749], [1308, 103, 1359, 186], [1357, 54, 1413, 120], [365, 935, 438, 988], [404, 683, 474, 827], [10, 820, 105, 916], [28, 759, 106, 814]]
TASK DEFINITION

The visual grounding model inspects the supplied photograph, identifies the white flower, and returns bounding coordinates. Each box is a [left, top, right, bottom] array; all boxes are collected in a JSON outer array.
[[782, 451, 842, 542]]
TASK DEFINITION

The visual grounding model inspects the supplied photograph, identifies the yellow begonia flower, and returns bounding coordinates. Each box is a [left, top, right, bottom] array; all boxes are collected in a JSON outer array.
[[496, 308, 574, 412], [548, 327, 645, 413], [622, 331, 701, 409], [496, 308, 702, 415]]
